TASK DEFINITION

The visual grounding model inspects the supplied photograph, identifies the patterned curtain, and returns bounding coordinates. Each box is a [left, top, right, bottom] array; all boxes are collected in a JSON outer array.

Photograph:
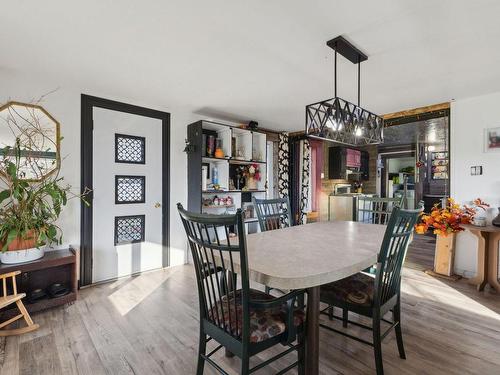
[[278, 133, 289, 199], [288, 136, 311, 225], [299, 139, 310, 225]]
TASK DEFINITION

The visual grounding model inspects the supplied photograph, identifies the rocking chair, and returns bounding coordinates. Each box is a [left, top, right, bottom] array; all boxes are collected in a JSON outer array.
[[0, 271, 39, 336]]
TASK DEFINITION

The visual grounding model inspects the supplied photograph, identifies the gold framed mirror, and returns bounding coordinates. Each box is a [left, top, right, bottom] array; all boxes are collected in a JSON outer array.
[[0, 101, 61, 181]]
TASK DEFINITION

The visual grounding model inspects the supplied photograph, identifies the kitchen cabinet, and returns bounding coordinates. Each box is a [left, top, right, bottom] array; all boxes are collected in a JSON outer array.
[[360, 150, 369, 180], [328, 146, 369, 180]]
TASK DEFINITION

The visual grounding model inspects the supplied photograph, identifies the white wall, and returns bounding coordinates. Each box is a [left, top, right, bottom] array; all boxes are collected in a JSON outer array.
[[0, 70, 205, 271], [451, 92, 500, 277]]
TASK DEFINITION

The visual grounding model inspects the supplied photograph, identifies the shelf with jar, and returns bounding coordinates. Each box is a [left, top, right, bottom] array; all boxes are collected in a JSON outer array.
[[187, 120, 268, 235]]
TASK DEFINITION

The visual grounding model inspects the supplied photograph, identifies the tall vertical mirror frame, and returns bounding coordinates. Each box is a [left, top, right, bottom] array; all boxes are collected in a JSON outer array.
[[0, 101, 61, 182]]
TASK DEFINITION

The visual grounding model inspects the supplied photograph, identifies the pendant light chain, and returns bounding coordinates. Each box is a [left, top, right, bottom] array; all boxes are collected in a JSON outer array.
[[334, 49, 337, 98], [357, 56, 361, 107]]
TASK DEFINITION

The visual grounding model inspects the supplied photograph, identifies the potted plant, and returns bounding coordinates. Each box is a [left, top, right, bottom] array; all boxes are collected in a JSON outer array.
[[0, 140, 88, 264], [416, 198, 488, 278]]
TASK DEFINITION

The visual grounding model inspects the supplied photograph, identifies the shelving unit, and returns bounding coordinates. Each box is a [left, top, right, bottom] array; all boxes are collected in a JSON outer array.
[[431, 151, 448, 180], [187, 120, 267, 234]]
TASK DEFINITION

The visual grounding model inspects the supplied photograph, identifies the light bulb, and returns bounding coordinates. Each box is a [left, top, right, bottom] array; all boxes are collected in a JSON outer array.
[[326, 116, 339, 131]]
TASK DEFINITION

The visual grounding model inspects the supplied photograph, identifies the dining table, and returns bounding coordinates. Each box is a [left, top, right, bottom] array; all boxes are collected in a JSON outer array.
[[235, 220, 385, 375]]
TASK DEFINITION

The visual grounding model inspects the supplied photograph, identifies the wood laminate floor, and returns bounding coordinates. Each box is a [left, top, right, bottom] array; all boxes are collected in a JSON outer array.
[[1, 237, 499, 375]]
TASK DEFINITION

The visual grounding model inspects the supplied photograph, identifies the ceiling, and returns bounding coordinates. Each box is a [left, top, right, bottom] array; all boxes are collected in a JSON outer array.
[[1, 1, 500, 131]]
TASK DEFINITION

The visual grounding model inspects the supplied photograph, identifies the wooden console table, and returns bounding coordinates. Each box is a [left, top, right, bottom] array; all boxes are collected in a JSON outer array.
[[463, 224, 500, 292], [0, 248, 77, 318]]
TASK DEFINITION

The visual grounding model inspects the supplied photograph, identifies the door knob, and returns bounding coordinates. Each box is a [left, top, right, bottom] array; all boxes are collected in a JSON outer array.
[[154, 202, 161, 208]]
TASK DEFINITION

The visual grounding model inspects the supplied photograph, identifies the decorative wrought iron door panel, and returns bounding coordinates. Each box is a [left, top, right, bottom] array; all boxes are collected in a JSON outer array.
[[115, 133, 146, 164], [115, 175, 146, 204], [114, 215, 145, 245]]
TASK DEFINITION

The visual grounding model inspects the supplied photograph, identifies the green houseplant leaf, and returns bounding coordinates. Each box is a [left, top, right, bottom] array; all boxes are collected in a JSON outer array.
[[0, 137, 90, 252]]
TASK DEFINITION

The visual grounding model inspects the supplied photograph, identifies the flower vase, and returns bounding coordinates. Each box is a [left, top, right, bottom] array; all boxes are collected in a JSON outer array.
[[433, 234, 456, 277], [246, 176, 257, 190]]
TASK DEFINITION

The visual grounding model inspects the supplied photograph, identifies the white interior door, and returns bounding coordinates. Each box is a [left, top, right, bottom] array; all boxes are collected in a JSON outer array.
[[92, 107, 163, 283]]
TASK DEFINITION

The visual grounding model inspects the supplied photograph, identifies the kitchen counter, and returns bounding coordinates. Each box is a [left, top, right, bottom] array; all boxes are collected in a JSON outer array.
[[328, 193, 375, 221]]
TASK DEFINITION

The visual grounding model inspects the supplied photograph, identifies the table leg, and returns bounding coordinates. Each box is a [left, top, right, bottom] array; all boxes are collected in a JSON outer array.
[[487, 232, 500, 293], [305, 286, 320, 375], [468, 230, 488, 291]]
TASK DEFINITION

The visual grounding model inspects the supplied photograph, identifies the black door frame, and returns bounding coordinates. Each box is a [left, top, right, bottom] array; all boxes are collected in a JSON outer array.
[[80, 94, 170, 286]]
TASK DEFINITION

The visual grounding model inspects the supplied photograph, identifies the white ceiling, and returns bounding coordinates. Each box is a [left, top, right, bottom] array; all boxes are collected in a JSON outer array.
[[2, 0, 500, 131]]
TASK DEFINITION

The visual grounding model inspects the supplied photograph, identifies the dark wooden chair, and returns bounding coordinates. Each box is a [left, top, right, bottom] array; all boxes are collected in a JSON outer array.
[[252, 197, 292, 232], [253, 197, 293, 296], [319, 206, 421, 375], [177, 203, 306, 375], [356, 196, 404, 225]]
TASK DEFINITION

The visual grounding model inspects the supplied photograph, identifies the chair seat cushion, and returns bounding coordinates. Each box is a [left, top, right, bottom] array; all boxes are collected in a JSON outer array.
[[209, 289, 305, 343], [320, 272, 375, 307]]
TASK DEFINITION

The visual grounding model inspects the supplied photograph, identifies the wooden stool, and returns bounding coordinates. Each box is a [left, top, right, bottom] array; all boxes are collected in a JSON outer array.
[[0, 271, 39, 336]]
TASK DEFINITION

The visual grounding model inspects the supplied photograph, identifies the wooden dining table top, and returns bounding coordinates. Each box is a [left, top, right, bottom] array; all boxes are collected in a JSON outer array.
[[462, 223, 500, 233], [222, 221, 385, 290]]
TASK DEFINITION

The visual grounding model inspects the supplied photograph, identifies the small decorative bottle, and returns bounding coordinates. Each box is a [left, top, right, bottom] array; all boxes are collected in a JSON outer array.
[[212, 166, 219, 185], [214, 139, 224, 158]]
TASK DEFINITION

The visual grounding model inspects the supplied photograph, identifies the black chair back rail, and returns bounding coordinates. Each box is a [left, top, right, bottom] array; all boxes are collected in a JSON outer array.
[[375, 207, 419, 308], [356, 196, 404, 225], [178, 206, 249, 340], [253, 197, 291, 231]]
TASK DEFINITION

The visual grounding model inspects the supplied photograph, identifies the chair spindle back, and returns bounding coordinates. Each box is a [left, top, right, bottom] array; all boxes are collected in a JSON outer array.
[[356, 196, 404, 225], [253, 197, 292, 232], [177, 203, 250, 340], [374, 207, 421, 306]]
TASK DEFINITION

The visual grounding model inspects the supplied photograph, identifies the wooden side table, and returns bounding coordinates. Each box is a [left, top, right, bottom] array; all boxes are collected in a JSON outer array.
[[462, 224, 500, 292], [0, 248, 77, 318]]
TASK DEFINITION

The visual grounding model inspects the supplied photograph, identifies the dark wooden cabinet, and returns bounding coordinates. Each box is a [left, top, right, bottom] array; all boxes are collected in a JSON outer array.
[[360, 150, 369, 181], [328, 147, 345, 179], [0, 248, 77, 318], [328, 147, 369, 180]]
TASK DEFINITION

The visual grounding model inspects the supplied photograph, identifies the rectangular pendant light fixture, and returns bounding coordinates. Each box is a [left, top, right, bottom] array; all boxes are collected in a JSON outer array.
[[305, 36, 384, 146]]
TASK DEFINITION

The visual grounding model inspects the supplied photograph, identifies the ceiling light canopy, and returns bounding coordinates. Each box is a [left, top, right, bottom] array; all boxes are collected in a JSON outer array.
[[305, 36, 384, 146]]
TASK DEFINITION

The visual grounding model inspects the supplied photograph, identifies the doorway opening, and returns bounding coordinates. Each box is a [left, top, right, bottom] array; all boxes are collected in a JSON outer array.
[[80, 95, 170, 286], [378, 115, 450, 211], [378, 107, 450, 271]]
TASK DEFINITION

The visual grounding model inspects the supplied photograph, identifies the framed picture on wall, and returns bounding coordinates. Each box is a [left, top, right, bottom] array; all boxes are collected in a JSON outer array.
[[485, 127, 500, 152]]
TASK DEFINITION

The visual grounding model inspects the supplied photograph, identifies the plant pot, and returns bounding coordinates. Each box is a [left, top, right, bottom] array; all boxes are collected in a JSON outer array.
[[0, 230, 45, 264], [246, 176, 258, 190], [0, 247, 45, 264], [5, 230, 37, 251]]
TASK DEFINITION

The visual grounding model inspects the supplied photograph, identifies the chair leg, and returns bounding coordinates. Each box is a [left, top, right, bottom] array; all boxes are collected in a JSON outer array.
[[328, 306, 334, 321], [342, 308, 348, 328], [196, 332, 207, 375], [219, 271, 227, 294], [297, 329, 306, 375], [393, 301, 406, 360], [240, 352, 250, 375], [372, 316, 384, 375], [265, 286, 271, 294]]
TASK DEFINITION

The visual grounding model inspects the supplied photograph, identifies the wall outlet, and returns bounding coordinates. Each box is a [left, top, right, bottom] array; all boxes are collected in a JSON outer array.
[[470, 166, 483, 175]]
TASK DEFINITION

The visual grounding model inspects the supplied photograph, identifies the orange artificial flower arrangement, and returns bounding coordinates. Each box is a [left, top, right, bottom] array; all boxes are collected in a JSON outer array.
[[415, 198, 489, 237]]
